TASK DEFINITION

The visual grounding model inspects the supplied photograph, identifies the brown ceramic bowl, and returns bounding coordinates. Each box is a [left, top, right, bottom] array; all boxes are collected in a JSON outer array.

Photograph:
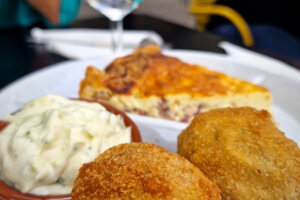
[[0, 99, 141, 200]]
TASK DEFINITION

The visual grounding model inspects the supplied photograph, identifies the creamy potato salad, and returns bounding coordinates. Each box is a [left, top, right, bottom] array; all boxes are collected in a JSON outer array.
[[0, 95, 131, 195]]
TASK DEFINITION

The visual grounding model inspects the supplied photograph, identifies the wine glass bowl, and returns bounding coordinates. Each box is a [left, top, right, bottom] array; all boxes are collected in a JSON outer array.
[[86, 0, 142, 21]]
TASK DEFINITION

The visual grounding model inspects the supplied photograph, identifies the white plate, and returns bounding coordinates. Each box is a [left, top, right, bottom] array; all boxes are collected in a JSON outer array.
[[1, 44, 300, 152]]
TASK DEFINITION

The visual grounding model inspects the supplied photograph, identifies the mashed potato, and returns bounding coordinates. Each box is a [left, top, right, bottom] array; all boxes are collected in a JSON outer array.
[[0, 95, 131, 195]]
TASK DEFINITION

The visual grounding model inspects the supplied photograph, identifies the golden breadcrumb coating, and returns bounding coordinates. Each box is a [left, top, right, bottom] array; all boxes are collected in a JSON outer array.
[[178, 107, 300, 200], [72, 143, 221, 200]]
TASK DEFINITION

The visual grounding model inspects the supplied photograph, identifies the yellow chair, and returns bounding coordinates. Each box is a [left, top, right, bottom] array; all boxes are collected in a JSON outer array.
[[189, 0, 254, 46]]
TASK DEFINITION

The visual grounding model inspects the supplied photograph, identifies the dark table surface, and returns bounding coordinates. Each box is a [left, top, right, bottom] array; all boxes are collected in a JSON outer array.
[[0, 14, 299, 90]]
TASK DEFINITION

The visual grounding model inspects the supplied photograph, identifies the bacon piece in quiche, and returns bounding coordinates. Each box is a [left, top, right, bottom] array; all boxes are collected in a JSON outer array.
[[79, 45, 271, 122]]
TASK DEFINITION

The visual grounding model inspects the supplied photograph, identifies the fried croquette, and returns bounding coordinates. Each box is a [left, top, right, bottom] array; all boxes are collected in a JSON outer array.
[[178, 107, 300, 200], [72, 142, 221, 200]]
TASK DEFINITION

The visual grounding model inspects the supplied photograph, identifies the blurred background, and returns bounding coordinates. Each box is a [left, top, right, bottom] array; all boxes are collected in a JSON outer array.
[[1, 0, 299, 60], [0, 0, 299, 89], [77, 0, 300, 60]]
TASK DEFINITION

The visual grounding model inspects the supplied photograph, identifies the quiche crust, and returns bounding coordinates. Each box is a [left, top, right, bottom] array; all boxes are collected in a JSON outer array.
[[79, 45, 272, 122]]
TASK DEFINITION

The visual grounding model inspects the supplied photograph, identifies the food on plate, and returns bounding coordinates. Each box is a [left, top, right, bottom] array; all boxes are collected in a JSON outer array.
[[178, 107, 300, 199], [0, 95, 133, 196], [79, 45, 271, 123], [72, 142, 221, 200]]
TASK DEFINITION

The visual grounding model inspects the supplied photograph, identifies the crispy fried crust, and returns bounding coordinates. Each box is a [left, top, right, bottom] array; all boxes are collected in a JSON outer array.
[[79, 45, 268, 97], [178, 107, 300, 199], [72, 143, 221, 200]]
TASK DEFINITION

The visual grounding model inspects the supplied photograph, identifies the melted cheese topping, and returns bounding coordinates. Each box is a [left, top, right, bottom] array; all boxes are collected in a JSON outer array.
[[0, 95, 131, 195]]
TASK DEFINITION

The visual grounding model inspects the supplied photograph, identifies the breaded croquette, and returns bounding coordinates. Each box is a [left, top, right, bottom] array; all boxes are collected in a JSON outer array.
[[178, 107, 300, 200], [72, 142, 221, 200]]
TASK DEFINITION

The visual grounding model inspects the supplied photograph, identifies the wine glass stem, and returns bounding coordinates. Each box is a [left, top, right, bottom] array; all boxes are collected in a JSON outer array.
[[111, 20, 123, 53]]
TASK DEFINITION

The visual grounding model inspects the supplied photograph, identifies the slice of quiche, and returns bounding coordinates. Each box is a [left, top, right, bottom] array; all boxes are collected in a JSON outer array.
[[79, 45, 272, 123]]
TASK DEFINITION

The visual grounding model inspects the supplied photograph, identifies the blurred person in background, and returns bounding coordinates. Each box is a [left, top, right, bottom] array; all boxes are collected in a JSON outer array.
[[0, 0, 81, 28], [0, 0, 81, 89]]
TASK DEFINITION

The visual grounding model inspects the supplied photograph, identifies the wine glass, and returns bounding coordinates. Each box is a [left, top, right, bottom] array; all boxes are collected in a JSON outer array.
[[86, 0, 143, 53]]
